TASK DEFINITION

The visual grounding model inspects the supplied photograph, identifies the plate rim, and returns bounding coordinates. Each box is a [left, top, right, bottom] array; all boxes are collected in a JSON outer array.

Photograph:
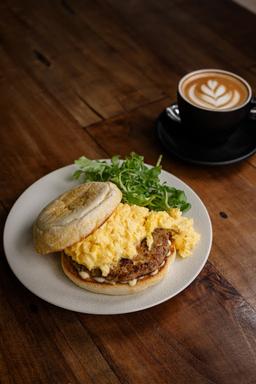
[[3, 163, 212, 314]]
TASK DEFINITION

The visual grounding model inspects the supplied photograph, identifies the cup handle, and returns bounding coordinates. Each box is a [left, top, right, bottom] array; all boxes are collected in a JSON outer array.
[[166, 104, 181, 123], [249, 97, 256, 120]]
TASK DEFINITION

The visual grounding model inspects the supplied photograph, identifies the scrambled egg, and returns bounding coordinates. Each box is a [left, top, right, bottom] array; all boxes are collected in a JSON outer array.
[[65, 203, 200, 276]]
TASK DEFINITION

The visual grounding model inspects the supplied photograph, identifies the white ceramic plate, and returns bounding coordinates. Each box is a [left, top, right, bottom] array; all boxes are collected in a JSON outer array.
[[3, 164, 212, 314]]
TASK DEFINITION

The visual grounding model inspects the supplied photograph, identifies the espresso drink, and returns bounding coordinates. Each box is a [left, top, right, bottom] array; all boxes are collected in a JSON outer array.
[[180, 71, 249, 111]]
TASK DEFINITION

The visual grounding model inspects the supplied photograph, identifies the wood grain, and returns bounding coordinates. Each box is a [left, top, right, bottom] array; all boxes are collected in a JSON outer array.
[[0, 0, 256, 383], [1, 0, 166, 120], [0, 48, 106, 207], [81, 263, 256, 384]]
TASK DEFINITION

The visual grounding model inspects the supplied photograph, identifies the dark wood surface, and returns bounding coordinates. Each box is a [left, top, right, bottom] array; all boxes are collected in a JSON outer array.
[[1, 1, 256, 383]]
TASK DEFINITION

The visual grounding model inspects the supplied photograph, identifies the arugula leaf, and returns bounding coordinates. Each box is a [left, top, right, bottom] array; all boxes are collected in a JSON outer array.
[[72, 153, 191, 212]]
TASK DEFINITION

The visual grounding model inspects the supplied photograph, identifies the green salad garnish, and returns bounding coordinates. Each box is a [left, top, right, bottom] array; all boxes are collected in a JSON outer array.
[[73, 152, 191, 212]]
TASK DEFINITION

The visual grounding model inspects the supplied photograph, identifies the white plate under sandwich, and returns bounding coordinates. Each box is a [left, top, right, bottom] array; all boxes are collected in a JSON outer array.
[[3, 163, 212, 314]]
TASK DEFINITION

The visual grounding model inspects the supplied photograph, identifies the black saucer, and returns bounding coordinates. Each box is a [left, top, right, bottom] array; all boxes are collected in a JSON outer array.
[[156, 105, 256, 165]]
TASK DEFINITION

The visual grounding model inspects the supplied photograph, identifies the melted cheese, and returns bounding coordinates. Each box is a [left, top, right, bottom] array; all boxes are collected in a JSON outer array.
[[65, 204, 200, 276]]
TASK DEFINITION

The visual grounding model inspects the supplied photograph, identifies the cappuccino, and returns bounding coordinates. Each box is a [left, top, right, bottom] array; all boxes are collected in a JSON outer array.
[[180, 70, 250, 111]]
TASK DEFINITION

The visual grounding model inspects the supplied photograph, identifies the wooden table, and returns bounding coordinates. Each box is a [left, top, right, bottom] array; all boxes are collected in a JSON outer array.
[[1, 1, 256, 383]]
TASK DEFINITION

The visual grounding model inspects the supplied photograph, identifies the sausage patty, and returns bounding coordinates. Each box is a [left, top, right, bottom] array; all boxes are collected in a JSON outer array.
[[65, 228, 174, 283]]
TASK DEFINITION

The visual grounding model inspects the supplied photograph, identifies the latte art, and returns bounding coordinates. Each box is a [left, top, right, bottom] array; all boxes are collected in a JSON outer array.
[[188, 79, 240, 110], [181, 71, 249, 111]]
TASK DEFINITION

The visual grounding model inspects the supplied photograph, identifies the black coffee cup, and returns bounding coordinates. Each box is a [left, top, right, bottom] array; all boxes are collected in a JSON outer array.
[[171, 69, 256, 145]]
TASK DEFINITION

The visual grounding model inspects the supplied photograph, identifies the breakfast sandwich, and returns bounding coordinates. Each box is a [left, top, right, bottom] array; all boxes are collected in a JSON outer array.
[[33, 181, 199, 295]]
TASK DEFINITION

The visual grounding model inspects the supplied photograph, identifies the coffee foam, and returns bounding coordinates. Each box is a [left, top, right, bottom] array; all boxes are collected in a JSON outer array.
[[180, 71, 249, 111]]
